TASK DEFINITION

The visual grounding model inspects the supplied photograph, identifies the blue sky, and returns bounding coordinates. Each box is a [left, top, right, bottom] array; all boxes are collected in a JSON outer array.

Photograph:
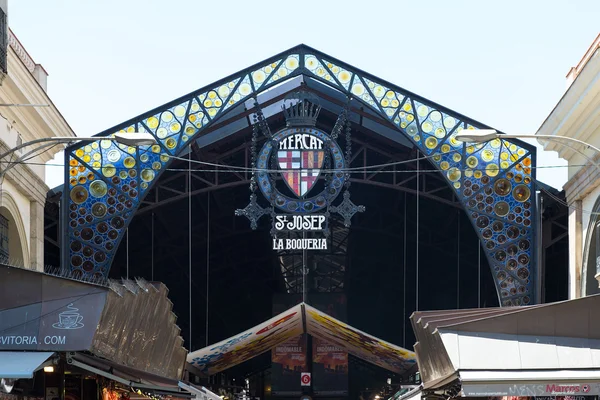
[[9, 0, 600, 189]]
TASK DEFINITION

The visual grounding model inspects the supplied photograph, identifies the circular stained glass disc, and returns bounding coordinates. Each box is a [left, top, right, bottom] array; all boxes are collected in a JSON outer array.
[[70, 186, 88, 204], [425, 136, 438, 149], [123, 157, 136, 169], [258, 69, 273, 82], [91, 203, 107, 218], [107, 150, 121, 163], [71, 255, 83, 267], [447, 167, 461, 182], [406, 125, 418, 136], [476, 216, 489, 228], [513, 184, 531, 202], [481, 149, 494, 162], [494, 201, 510, 217], [466, 156, 478, 168], [89, 180, 108, 198], [102, 164, 116, 178], [507, 226, 520, 239], [166, 137, 177, 149], [485, 163, 499, 177], [141, 169, 155, 182], [517, 267, 529, 280], [494, 179, 512, 196]]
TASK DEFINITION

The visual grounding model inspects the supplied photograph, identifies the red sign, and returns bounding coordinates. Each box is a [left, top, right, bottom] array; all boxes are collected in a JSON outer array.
[[301, 372, 311, 386]]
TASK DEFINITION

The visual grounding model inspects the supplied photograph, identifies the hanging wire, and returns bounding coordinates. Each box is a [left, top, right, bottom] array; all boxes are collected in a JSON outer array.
[[402, 192, 407, 348], [151, 212, 154, 281], [206, 193, 210, 347], [302, 231, 307, 304], [457, 210, 460, 309], [126, 228, 129, 280], [478, 240, 481, 308], [188, 150, 192, 350]]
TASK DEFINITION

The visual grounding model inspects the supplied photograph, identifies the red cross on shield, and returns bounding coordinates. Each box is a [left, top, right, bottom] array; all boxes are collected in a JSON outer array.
[[277, 149, 324, 197]]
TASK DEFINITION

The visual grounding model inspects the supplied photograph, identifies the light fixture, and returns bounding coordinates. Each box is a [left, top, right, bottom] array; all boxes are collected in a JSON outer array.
[[454, 129, 501, 143], [112, 132, 156, 146], [44, 366, 55, 373], [0, 378, 15, 394]]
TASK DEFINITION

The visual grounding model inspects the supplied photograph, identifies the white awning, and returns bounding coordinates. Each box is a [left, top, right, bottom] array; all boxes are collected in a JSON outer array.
[[460, 370, 600, 397], [411, 295, 600, 389], [389, 385, 422, 400], [178, 382, 222, 400], [0, 352, 54, 379]]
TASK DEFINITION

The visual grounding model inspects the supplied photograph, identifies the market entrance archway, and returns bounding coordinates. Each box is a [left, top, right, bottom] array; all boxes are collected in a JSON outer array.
[[62, 45, 537, 309]]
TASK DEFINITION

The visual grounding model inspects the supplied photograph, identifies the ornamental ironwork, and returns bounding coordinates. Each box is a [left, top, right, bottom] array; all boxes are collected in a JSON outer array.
[[236, 91, 364, 251]]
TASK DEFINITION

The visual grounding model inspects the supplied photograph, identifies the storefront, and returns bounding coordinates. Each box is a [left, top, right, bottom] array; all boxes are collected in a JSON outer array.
[[410, 295, 600, 399], [0, 264, 198, 400]]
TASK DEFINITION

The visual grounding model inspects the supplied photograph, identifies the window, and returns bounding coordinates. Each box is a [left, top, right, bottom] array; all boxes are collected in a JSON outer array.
[[0, 214, 8, 262], [0, 6, 6, 75]]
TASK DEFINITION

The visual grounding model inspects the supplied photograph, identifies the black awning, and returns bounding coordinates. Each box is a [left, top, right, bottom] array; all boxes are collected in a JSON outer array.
[[68, 352, 192, 398]]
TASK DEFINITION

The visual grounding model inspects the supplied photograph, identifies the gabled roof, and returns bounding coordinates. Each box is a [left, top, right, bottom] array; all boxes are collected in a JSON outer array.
[[188, 303, 416, 376]]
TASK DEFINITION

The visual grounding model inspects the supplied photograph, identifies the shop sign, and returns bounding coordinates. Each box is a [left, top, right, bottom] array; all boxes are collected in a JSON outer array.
[[235, 91, 365, 251], [464, 382, 600, 397], [0, 290, 106, 351]]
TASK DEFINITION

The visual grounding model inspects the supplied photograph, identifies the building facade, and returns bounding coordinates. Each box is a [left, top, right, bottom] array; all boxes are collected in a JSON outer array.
[[0, 2, 74, 271], [537, 33, 600, 298]]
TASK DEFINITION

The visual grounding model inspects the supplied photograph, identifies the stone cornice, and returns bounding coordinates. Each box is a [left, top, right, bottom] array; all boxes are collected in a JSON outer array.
[[8, 28, 36, 75], [537, 48, 600, 159], [5, 46, 75, 140], [564, 151, 600, 204], [0, 141, 49, 204]]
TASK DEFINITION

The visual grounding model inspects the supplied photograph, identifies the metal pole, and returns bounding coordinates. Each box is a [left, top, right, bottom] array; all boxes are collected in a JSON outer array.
[[457, 211, 460, 309], [403, 192, 407, 348], [416, 157, 420, 312], [478, 241, 481, 308], [151, 212, 154, 281], [206, 193, 210, 347], [188, 151, 192, 350], [126, 228, 129, 280], [536, 191, 543, 304], [302, 231, 307, 304]]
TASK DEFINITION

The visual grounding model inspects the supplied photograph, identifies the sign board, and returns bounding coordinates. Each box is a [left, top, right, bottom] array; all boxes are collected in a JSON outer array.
[[271, 334, 307, 396], [463, 382, 600, 397], [301, 372, 311, 387], [236, 91, 365, 251], [0, 266, 107, 351]]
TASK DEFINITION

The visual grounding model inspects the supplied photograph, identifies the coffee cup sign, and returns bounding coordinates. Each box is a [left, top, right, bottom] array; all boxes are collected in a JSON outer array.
[[52, 304, 84, 330]]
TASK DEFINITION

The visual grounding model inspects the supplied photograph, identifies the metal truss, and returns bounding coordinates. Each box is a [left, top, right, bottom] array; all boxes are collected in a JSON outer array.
[[136, 137, 461, 216], [63, 44, 537, 306]]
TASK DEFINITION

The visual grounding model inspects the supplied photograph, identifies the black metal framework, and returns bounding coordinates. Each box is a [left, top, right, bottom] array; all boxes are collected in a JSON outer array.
[[63, 44, 537, 306]]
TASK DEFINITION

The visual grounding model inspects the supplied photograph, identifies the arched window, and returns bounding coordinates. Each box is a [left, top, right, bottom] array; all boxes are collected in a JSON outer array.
[[583, 195, 600, 295], [0, 213, 8, 262], [0, 192, 28, 268]]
